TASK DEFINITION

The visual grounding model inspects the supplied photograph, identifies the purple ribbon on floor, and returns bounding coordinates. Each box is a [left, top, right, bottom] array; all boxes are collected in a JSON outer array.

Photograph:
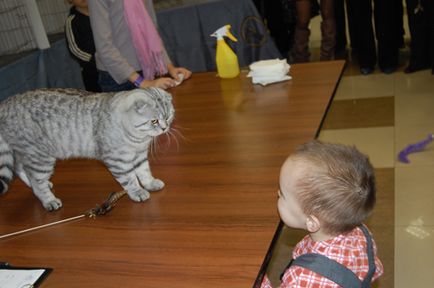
[[398, 134, 433, 163]]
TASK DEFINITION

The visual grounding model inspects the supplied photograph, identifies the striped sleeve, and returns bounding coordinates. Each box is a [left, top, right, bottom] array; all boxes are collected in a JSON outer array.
[[65, 14, 92, 62]]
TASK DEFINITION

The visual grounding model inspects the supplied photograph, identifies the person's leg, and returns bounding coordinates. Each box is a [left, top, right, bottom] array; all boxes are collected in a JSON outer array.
[[374, 0, 400, 73], [290, 0, 311, 63], [396, 0, 405, 48], [257, 0, 290, 57], [98, 70, 135, 92], [82, 64, 101, 92], [320, 0, 336, 60], [405, 0, 429, 72], [426, 0, 434, 73], [334, 0, 347, 58], [345, 0, 376, 74], [344, 0, 358, 53]]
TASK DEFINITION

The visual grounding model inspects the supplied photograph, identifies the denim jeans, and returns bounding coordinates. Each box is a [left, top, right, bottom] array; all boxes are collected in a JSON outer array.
[[98, 70, 136, 92]]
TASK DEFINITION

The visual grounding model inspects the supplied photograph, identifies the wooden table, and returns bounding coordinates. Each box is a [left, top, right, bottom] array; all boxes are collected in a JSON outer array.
[[0, 61, 345, 287]]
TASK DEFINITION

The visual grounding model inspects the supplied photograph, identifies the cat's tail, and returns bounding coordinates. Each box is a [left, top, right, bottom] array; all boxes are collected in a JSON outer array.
[[0, 133, 14, 195]]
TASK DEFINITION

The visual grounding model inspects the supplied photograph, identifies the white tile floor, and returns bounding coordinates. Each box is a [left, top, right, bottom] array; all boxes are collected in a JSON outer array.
[[394, 71, 434, 286], [319, 69, 434, 287], [319, 127, 395, 169], [334, 74, 396, 100]]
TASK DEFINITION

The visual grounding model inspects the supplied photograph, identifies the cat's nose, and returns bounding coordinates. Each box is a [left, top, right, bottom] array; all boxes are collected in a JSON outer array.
[[160, 121, 168, 131]]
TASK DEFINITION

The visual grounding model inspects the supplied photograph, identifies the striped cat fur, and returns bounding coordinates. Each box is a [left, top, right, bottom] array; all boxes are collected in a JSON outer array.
[[0, 88, 174, 211]]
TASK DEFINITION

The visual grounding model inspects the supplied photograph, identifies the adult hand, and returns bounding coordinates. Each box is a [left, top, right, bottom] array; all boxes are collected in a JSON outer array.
[[129, 72, 176, 90], [141, 77, 176, 90], [168, 64, 192, 82]]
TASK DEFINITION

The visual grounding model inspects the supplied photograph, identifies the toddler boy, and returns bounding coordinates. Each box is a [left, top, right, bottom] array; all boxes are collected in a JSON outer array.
[[261, 140, 383, 287]]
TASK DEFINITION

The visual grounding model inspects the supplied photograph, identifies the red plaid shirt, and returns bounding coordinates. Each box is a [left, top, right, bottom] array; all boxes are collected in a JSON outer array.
[[261, 226, 383, 288]]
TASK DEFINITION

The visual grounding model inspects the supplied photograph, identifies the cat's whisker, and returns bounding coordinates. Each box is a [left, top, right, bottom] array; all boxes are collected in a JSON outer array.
[[170, 126, 188, 143], [149, 139, 156, 159], [172, 123, 191, 132], [160, 131, 173, 152], [155, 130, 175, 153], [150, 137, 159, 159], [164, 131, 172, 149], [167, 130, 180, 151]]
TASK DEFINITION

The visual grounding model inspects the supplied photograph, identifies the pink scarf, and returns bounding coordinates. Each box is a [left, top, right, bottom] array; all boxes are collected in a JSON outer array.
[[123, 0, 167, 80]]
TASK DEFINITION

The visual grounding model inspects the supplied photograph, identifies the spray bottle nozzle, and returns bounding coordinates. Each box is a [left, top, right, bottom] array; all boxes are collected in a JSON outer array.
[[211, 24, 238, 42]]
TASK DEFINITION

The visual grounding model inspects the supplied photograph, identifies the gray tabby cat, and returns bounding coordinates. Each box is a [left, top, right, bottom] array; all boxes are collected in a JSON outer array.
[[0, 87, 174, 211]]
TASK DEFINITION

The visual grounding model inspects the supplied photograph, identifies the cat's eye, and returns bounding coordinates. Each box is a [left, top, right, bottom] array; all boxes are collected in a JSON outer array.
[[151, 119, 158, 125]]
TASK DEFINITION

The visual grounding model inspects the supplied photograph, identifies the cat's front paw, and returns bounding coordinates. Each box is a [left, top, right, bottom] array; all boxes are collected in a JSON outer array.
[[144, 179, 165, 191], [43, 197, 63, 211], [127, 189, 150, 202]]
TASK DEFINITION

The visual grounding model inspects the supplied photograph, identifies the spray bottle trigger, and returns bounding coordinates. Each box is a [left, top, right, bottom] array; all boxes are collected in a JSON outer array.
[[226, 30, 238, 42]]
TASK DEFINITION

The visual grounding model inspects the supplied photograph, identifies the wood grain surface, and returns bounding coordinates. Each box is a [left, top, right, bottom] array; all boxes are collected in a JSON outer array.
[[0, 61, 345, 287]]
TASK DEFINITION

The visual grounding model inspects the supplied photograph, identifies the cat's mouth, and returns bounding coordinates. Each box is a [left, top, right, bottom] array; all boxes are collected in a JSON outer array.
[[134, 119, 160, 128], [135, 126, 169, 135]]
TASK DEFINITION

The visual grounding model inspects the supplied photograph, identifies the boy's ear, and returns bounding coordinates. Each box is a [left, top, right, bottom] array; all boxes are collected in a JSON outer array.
[[306, 215, 321, 233]]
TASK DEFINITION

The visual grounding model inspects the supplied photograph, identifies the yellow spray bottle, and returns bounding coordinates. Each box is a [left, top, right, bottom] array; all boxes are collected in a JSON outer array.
[[211, 25, 240, 78]]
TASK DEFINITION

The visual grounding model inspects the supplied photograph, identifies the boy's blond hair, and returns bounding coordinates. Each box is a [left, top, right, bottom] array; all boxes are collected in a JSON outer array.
[[290, 140, 376, 235]]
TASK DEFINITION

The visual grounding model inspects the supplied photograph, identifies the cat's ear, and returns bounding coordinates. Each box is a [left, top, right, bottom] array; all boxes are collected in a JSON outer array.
[[151, 87, 173, 102], [134, 100, 149, 114], [161, 89, 173, 102]]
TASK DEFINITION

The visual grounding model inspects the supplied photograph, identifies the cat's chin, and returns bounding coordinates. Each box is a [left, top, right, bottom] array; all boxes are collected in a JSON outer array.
[[148, 131, 165, 137]]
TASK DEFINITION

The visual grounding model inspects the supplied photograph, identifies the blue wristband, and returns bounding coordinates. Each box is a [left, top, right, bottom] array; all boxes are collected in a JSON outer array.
[[134, 75, 144, 88]]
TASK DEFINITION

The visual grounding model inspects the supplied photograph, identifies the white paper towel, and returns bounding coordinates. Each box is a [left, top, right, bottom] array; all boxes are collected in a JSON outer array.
[[247, 59, 292, 86]]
